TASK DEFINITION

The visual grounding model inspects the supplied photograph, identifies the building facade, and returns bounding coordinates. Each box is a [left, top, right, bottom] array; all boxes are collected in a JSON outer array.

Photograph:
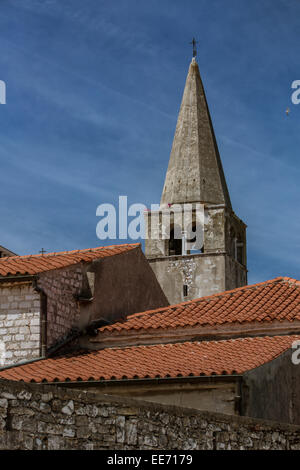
[[0, 244, 168, 366]]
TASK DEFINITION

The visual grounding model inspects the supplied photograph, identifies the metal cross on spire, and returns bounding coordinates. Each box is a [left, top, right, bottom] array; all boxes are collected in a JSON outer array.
[[189, 37, 198, 58], [39, 248, 47, 256]]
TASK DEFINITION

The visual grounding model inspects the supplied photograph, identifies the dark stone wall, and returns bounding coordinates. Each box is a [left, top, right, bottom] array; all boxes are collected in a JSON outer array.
[[0, 378, 299, 450], [38, 264, 83, 349], [80, 246, 169, 327], [242, 348, 300, 425]]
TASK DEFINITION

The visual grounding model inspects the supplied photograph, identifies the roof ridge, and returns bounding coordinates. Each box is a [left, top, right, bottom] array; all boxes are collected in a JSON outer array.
[[3, 333, 299, 360], [0, 244, 141, 277], [95, 333, 300, 352], [123, 276, 291, 322], [0, 243, 140, 262], [281, 276, 300, 286]]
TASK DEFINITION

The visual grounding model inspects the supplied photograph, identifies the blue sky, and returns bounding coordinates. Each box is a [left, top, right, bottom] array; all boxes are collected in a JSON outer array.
[[0, 0, 299, 284]]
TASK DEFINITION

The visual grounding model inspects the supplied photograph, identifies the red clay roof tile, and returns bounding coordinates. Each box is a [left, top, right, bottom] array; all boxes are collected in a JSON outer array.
[[0, 244, 139, 276], [96, 277, 300, 334], [0, 335, 297, 383]]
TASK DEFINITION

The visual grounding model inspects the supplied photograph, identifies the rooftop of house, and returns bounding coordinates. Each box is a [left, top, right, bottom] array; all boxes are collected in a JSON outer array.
[[0, 335, 297, 383], [0, 244, 140, 277], [96, 277, 300, 339], [0, 245, 17, 258]]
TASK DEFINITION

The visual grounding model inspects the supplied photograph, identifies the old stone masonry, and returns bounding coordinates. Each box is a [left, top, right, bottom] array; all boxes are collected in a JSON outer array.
[[0, 379, 299, 450]]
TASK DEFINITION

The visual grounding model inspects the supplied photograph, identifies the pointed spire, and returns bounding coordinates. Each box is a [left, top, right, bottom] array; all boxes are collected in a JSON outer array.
[[161, 58, 232, 209]]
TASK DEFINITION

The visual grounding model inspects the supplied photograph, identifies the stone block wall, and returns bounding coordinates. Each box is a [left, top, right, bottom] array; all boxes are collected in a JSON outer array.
[[38, 265, 84, 349], [0, 265, 84, 365], [0, 379, 299, 450], [0, 282, 40, 365]]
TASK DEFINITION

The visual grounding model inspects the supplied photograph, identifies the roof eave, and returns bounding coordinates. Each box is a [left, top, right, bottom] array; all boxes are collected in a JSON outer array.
[[37, 373, 244, 387], [0, 274, 37, 283]]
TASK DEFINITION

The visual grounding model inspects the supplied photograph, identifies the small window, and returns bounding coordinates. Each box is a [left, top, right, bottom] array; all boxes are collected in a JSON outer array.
[[236, 241, 244, 265], [169, 227, 182, 256], [183, 285, 188, 297]]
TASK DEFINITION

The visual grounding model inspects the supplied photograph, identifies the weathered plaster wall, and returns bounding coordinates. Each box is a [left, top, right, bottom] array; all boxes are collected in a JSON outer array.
[[79, 380, 238, 415], [79, 247, 169, 328], [148, 252, 247, 305], [149, 253, 226, 304], [0, 282, 40, 366], [37, 247, 168, 350], [0, 379, 299, 450], [242, 348, 300, 425], [204, 207, 225, 252]]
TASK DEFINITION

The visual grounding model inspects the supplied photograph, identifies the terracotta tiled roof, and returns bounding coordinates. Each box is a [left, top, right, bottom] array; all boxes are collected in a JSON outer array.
[[0, 244, 139, 277], [0, 335, 298, 383], [97, 277, 300, 335]]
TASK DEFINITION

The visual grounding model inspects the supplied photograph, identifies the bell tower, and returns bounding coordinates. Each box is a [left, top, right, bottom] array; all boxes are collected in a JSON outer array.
[[145, 56, 247, 304]]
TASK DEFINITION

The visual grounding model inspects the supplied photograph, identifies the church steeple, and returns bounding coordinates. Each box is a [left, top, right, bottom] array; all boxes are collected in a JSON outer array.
[[161, 57, 232, 209], [145, 56, 247, 305]]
